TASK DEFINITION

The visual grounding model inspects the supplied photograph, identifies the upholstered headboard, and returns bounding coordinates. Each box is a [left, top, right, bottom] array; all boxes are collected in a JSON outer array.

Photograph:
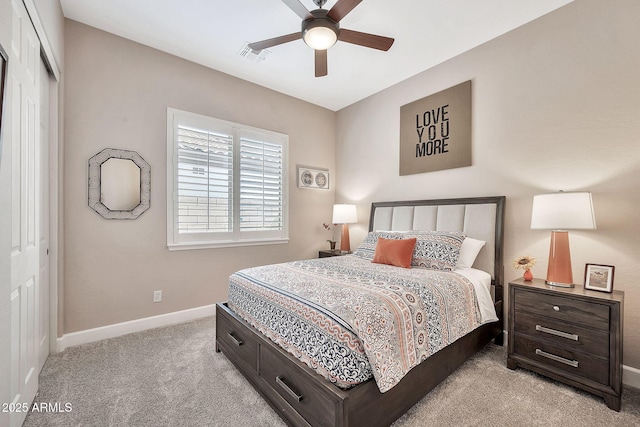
[[369, 197, 505, 288]]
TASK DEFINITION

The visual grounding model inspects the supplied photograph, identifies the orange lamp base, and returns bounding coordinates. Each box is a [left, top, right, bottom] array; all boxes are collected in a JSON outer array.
[[340, 223, 351, 253], [546, 230, 574, 288]]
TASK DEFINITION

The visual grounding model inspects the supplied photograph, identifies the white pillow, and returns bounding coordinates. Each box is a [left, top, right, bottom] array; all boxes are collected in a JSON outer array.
[[456, 237, 486, 269]]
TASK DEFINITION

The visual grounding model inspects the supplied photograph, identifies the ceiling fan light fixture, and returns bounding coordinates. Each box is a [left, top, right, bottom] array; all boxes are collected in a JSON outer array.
[[302, 10, 339, 50], [249, 0, 394, 77], [303, 26, 337, 50]]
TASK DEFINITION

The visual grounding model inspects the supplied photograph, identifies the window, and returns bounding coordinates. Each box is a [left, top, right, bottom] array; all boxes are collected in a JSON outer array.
[[167, 108, 288, 250]]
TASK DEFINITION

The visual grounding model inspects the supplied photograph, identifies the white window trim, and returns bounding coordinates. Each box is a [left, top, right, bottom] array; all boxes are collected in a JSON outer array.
[[166, 108, 289, 250]]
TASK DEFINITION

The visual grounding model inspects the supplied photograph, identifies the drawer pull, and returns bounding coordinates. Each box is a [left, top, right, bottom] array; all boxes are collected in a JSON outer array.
[[276, 376, 303, 402], [536, 325, 579, 341], [535, 349, 579, 368], [553, 305, 560, 311], [227, 332, 243, 346]]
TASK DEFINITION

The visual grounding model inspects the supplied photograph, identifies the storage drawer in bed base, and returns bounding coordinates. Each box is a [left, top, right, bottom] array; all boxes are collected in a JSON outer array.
[[216, 303, 347, 427], [216, 302, 501, 427]]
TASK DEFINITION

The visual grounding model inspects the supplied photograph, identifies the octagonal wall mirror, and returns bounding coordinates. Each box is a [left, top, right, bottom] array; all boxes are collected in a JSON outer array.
[[88, 148, 150, 219]]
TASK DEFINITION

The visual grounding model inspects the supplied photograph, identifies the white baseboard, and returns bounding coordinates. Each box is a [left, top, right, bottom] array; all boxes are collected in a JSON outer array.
[[502, 331, 639, 388], [56, 304, 216, 352], [623, 364, 640, 389]]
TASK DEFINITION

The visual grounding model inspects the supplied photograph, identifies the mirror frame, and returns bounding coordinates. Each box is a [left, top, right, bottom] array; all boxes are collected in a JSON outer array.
[[88, 148, 151, 219]]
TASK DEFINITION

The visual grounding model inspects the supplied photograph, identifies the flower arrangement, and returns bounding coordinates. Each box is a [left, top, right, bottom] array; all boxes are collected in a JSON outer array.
[[323, 222, 337, 250], [513, 255, 536, 270], [513, 255, 536, 281]]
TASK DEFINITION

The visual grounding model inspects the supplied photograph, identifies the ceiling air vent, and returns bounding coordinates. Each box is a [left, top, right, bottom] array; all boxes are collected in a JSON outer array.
[[238, 42, 270, 62]]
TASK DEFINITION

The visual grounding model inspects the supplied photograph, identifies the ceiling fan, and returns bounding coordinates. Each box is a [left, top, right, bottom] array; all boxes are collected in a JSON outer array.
[[249, 0, 395, 77]]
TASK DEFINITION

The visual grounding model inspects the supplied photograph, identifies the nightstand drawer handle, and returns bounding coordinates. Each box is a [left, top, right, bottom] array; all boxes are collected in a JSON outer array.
[[553, 305, 560, 311], [536, 325, 579, 341], [535, 349, 579, 368]]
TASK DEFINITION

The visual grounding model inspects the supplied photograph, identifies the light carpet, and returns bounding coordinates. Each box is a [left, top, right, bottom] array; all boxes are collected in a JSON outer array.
[[24, 316, 640, 426]]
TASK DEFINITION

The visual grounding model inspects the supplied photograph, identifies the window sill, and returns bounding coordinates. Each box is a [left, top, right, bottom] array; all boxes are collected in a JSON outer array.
[[167, 238, 289, 251]]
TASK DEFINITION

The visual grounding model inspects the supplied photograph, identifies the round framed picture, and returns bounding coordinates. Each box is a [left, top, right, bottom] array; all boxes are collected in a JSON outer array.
[[315, 172, 328, 188], [300, 170, 314, 187]]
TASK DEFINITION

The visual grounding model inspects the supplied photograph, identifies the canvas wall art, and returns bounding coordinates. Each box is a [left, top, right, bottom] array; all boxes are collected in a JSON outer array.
[[399, 80, 471, 175]]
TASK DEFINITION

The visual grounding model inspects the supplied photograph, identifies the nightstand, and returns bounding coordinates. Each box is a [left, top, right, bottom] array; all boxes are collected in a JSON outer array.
[[318, 250, 347, 258], [507, 278, 624, 410]]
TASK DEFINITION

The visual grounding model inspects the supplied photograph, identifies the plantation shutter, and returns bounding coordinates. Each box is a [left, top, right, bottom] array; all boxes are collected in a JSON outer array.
[[167, 108, 288, 249], [177, 126, 233, 233], [239, 133, 284, 232]]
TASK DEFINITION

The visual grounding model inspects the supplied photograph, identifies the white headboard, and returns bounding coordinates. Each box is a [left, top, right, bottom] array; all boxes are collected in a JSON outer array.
[[369, 197, 505, 288]]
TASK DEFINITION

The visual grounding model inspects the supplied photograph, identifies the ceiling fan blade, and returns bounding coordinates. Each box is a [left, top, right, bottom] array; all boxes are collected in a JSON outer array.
[[315, 49, 328, 77], [282, 0, 311, 19], [338, 29, 394, 51], [327, 0, 363, 22], [249, 33, 301, 51]]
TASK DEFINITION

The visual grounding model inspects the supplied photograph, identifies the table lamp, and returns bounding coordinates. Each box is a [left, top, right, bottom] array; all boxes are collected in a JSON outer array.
[[530, 191, 596, 288], [332, 204, 357, 252]]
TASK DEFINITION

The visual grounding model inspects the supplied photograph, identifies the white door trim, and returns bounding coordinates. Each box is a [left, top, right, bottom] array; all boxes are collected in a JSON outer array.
[[22, 0, 60, 81]]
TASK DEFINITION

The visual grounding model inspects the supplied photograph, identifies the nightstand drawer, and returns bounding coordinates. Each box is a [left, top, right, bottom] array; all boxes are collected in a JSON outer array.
[[513, 334, 609, 385], [514, 312, 609, 358], [508, 279, 624, 411], [514, 288, 610, 330]]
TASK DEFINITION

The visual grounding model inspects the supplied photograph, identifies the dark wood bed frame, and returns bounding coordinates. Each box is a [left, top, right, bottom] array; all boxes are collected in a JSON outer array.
[[216, 196, 505, 427]]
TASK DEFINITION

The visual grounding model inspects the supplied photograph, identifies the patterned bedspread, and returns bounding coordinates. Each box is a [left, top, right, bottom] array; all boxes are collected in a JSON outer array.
[[228, 255, 489, 393]]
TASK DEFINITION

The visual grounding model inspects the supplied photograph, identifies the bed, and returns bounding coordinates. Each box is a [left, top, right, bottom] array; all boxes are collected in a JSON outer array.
[[216, 196, 505, 427]]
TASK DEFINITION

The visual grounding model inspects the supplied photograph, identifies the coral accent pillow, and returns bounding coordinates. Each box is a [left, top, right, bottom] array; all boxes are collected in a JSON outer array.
[[372, 237, 417, 269], [353, 231, 405, 260]]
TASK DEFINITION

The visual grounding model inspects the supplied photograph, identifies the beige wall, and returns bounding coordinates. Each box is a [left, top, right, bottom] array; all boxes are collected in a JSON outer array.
[[335, 0, 640, 370], [63, 20, 336, 333]]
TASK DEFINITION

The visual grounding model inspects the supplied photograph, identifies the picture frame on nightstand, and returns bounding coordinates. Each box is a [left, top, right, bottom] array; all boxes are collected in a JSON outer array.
[[584, 263, 615, 293]]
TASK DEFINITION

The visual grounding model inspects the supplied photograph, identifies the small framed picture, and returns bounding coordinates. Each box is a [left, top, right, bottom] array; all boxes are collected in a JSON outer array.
[[584, 263, 615, 293]]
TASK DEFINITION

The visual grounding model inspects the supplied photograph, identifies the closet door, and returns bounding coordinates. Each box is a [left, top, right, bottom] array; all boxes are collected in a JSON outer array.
[[38, 57, 50, 372], [9, 0, 41, 425]]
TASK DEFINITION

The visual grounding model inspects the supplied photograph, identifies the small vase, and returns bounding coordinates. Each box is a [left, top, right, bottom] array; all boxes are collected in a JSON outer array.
[[329, 241, 336, 251], [523, 269, 533, 281]]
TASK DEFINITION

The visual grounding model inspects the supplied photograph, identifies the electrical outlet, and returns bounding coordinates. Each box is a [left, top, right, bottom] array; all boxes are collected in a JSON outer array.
[[153, 290, 162, 302]]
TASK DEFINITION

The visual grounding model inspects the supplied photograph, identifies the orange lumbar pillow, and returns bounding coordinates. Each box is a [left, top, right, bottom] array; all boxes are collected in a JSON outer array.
[[372, 237, 417, 269]]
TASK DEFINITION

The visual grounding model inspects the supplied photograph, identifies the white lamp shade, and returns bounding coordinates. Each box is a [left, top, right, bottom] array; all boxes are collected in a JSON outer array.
[[332, 204, 357, 224], [531, 192, 596, 230]]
